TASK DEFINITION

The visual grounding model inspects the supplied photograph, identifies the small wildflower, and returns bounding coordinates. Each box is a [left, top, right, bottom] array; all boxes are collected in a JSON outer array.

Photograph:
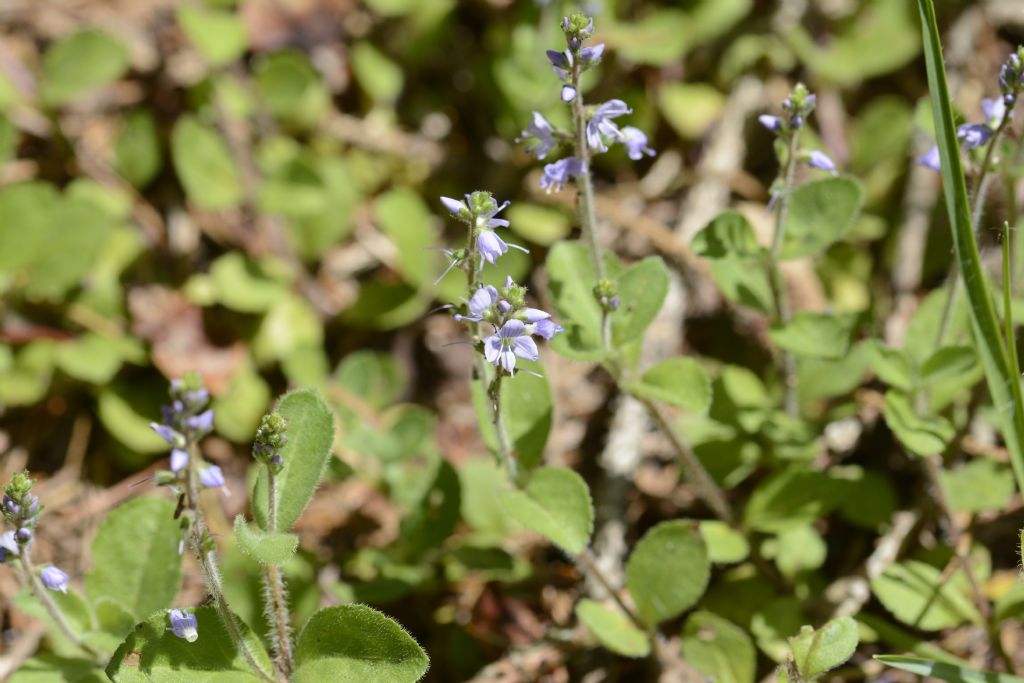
[[957, 123, 992, 149], [440, 196, 468, 217], [806, 150, 838, 175], [150, 423, 185, 448], [758, 114, 782, 132], [168, 608, 199, 642], [0, 531, 18, 561], [40, 566, 69, 593], [15, 528, 31, 544], [187, 410, 214, 434], [917, 145, 941, 171], [519, 112, 557, 160], [620, 126, 655, 160], [586, 99, 631, 152], [170, 448, 189, 473], [982, 97, 1010, 128], [484, 319, 540, 373], [199, 465, 227, 493], [478, 230, 510, 264], [579, 43, 605, 67], [540, 156, 585, 193]]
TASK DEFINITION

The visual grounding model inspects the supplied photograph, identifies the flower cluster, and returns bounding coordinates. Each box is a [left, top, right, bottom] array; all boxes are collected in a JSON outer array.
[[253, 413, 288, 474], [457, 276, 563, 374], [1, 473, 69, 593], [441, 192, 528, 266], [759, 83, 838, 176], [918, 47, 1024, 171], [148, 373, 225, 494], [517, 14, 655, 194]]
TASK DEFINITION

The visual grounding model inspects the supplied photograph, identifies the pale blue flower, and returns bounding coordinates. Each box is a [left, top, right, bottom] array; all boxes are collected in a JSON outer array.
[[150, 423, 184, 447], [200, 465, 226, 491], [519, 112, 556, 160], [484, 320, 539, 373], [170, 448, 189, 473], [587, 99, 631, 152], [917, 145, 941, 171], [957, 123, 992, 149], [759, 114, 782, 132], [41, 566, 69, 593], [168, 608, 199, 642], [620, 126, 655, 160], [540, 156, 585, 193], [440, 196, 467, 216], [187, 410, 214, 434], [807, 150, 837, 175]]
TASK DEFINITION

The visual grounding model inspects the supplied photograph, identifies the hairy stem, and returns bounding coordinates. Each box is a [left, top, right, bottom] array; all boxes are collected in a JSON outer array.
[[489, 373, 521, 484], [263, 470, 295, 677], [185, 448, 277, 683], [577, 548, 648, 635], [768, 133, 801, 417], [632, 393, 734, 524], [18, 553, 104, 662], [570, 59, 606, 284]]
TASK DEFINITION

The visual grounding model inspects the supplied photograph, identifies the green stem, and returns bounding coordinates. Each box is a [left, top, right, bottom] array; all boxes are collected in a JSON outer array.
[[185, 449, 277, 683], [262, 470, 295, 677], [577, 548, 649, 635], [631, 393, 734, 524], [18, 553, 104, 662], [768, 133, 801, 417], [570, 58, 606, 285], [488, 372, 521, 485], [934, 116, 1010, 348]]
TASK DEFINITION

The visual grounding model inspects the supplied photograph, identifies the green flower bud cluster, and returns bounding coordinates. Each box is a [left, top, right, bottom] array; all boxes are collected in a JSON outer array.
[[254, 413, 289, 474]]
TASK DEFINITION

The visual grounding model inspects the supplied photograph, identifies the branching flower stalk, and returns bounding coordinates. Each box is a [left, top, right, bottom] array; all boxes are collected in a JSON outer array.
[[439, 192, 562, 487], [252, 414, 296, 677], [150, 376, 278, 683], [526, 14, 733, 522], [758, 84, 838, 417], [2, 473, 104, 662]]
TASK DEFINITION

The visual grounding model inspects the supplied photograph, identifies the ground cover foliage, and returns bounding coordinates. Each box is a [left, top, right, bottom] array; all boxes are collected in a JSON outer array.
[[3, 0, 1024, 681]]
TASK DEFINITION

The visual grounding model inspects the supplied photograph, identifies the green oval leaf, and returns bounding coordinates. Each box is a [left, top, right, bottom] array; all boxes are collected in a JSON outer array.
[[625, 520, 710, 626], [788, 616, 859, 680], [611, 256, 670, 348], [253, 388, 336, 531], [503, 466, 594, 556], [883, 391, 955, 457], [171, 115, 243, 211], [576, 599, 650, 658], [682, 611, 756, 683], [624, 357, 711, 412], [106, 606, 272, 682], [42, 30, 128, 105], [780, 177, 863, 260], [234, 515, 299, 566], [85, 497, 182, 620], [293, 605, 429, 683]]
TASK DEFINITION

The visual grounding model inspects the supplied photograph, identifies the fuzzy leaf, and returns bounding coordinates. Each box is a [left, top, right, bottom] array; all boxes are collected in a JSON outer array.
[[780, 177, 863, 259], [292, 605, 429, 683], [106, 606, 272, 682], [883, 391, 955, 457], [682, 611, 756, 683], [503, 466, 594, 556], [612, 256, 670, 348], [42, 30, 128, 105], [234, 516, 299, 566], [85, 497, 181, 620], [626, 521, 710, 626], [625, 357, 711, 412], [576, 599, 650, 658], [788, 616, 859, 680], [253, 388, 335, 531]]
